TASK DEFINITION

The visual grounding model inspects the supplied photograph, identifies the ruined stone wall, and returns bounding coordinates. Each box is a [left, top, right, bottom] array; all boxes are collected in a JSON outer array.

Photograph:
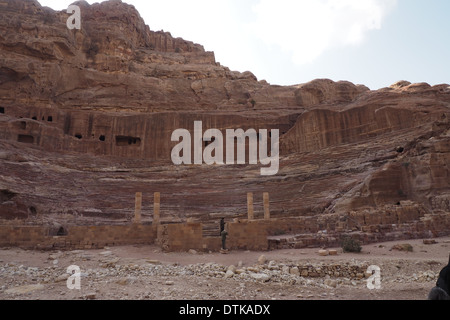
[[1, 211, 450, 252], [156, 223, 204, 252], [0, 224, 157, 250], [0, 221, 269, 252], [227, 220, 269, 251]]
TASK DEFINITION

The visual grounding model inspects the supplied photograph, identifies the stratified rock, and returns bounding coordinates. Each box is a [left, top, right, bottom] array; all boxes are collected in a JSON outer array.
[[0, 0, 448, 247]]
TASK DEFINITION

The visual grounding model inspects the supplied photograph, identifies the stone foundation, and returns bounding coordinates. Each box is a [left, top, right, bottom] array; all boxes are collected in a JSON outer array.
[[0, 224, 157, 250], [0, 211, 449, 252]]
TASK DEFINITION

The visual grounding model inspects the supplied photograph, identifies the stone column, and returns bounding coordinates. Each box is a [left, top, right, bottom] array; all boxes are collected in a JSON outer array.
[[153, 192, 160, 225], [134, 192, 142, 224], [263, 192, 270, 220], [247, 192, 254, 220]]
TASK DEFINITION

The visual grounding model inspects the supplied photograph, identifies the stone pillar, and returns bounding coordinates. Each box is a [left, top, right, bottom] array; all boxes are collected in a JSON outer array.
[[263, 192, 270, 220], [153, 192, 160, 225], [247, 192, 254, 220], [134, 192, 142, 224]]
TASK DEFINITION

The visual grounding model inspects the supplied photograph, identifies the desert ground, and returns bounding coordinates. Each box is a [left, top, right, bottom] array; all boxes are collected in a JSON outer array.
[[0, 236, 449, 301]]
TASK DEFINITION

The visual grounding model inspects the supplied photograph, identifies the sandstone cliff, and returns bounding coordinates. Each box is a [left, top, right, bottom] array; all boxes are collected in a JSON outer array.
[[0, 0, 449, 243]]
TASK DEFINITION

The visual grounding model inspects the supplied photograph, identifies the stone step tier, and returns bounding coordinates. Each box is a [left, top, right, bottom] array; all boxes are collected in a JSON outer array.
[[268, 219, 449, 250]]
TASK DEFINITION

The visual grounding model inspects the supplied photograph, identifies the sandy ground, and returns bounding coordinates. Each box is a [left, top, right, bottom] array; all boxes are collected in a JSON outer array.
[[0, 236, 449, 301]]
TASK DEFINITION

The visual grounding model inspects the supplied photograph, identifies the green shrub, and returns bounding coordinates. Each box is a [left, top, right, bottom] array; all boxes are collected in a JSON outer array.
[[341, 237, 362, 253]]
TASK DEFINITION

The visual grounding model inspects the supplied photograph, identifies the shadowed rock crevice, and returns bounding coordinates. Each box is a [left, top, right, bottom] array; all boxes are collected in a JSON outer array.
[[0, 190, 16, 203]]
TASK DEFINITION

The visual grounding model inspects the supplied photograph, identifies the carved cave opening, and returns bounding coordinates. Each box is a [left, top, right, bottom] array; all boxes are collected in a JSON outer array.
[[0, 189, 16, 203], [18, 134, 34, 144], [28, 206, 37, 216], [116, 136, 141, 146], [48, 226, 68, 236]]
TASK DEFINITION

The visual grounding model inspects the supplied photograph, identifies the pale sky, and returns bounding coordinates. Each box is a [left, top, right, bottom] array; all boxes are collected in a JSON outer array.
[[39, 0, 450, 89]]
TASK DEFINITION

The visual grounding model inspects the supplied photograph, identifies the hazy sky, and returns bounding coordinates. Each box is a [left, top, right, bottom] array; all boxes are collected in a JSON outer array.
[[39, 0, 450, 89]]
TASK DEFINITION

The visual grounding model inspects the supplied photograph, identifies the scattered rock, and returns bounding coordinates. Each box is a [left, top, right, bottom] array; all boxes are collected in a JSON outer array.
[[329, 250, 338, 256], [423, 239, 437, 245], [48, 253, 61, 260], [250, 273, 271, 282], [391, 244, 413, 252], [224, 270, 234, 279], [101, 258, 120, 268], [281, 266, 290, 274], [290, 267, 300, 276], [324, 279, 337, 288], [235, 269, 246, 275], [227, 265, 236, 274], [5, 284, 45, 295], [318, 250, 329, 256], [257, 255, 267, 265], [54, 274, 70, 283], [116, 277, 135, 285], [84, 293, 96, 300]]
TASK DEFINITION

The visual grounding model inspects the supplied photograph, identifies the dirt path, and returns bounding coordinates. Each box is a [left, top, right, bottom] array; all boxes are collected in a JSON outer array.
[[0, 236, 449, 301]]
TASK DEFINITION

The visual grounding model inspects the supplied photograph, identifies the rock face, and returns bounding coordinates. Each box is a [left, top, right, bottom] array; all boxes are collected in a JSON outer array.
[[0, 0, 449, 243]]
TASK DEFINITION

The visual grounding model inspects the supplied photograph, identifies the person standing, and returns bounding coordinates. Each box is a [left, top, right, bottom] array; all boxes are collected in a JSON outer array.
[[220, 218, 225, 236], [221, 229, 228, 251]]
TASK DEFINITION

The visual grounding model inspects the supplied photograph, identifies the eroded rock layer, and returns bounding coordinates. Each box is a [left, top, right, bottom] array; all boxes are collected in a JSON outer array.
[[0, 0, 449, 242]]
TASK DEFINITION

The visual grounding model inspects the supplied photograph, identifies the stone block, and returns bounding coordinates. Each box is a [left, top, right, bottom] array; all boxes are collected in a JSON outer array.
[[257, 255, 267, 264], [263, 192, 270, 220], [290, 267, 300, 276], [247, 193, 254, 220]]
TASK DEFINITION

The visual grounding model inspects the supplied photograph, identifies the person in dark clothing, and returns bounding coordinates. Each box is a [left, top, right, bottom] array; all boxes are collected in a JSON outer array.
[[220, 218, 225, 236], [221, 229, 228, 251], [428, 254, 450, 300]]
